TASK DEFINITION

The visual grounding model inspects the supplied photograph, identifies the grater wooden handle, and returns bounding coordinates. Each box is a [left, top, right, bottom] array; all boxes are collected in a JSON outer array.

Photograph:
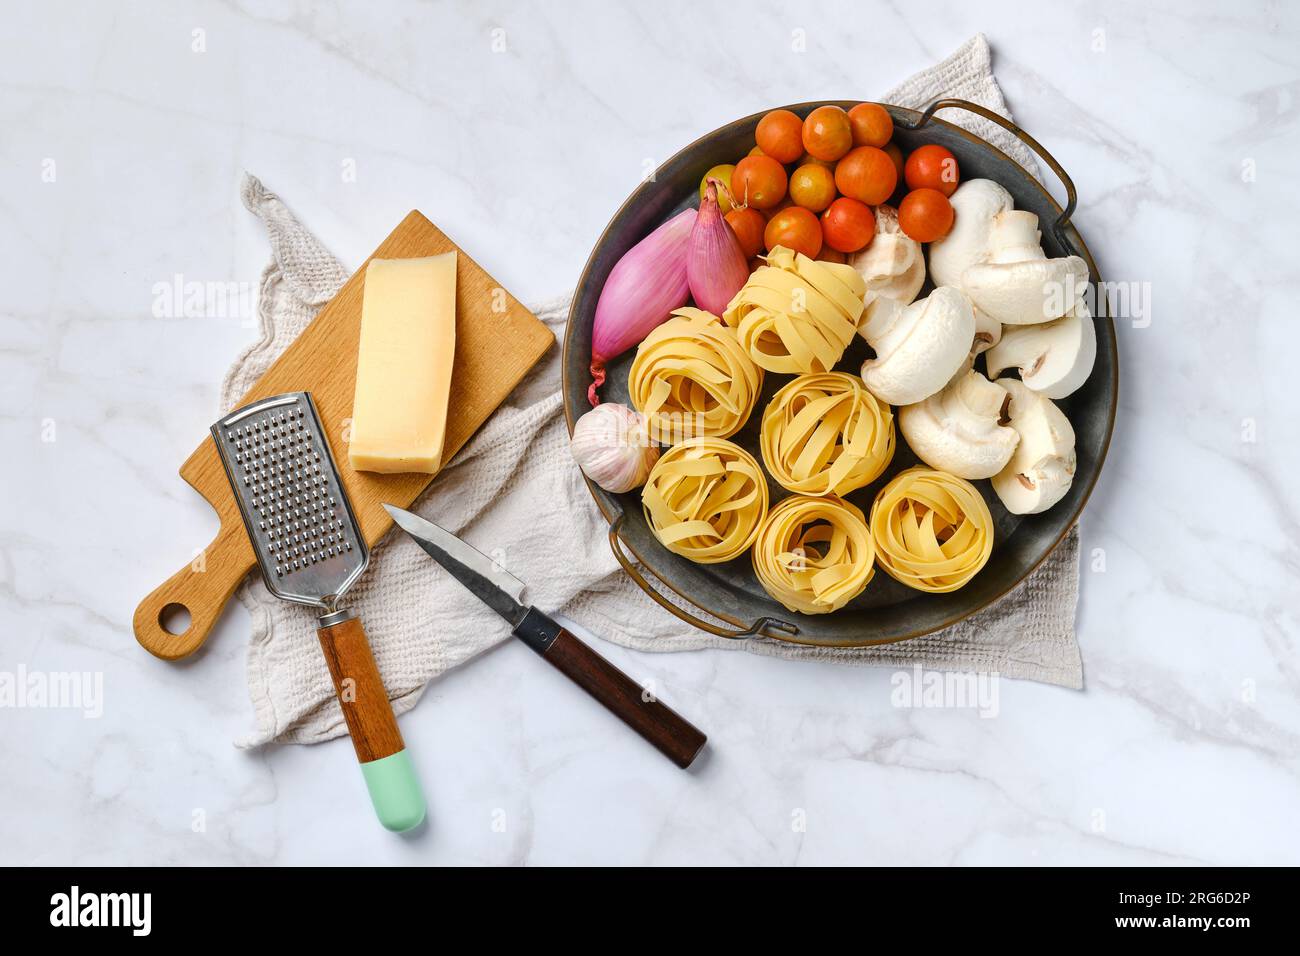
[[133, 522, 255, 660], [316, 611, 426, 832], [315, 613, 406, 762]]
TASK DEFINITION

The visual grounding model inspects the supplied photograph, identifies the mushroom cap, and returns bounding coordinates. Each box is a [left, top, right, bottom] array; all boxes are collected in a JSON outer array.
[[849, 204, 925, 306], [899, 370, 1019, 479], [860, 286, 976, 406], [927, 179, 1013, 289], [985, 299, 1096, 399], [961, 211, 1089, 325], [991, 380, 1076, 514]]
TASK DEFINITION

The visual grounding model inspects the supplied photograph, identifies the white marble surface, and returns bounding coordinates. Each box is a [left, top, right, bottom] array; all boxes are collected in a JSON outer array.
[[2, 0, 1298, 865]]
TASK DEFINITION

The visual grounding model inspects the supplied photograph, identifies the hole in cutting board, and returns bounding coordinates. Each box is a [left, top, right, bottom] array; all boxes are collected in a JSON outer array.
[[159, 603, 192, 636]]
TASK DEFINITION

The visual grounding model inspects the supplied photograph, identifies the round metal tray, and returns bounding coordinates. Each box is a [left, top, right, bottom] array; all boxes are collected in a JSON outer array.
[[562, 99, 1117, 647]]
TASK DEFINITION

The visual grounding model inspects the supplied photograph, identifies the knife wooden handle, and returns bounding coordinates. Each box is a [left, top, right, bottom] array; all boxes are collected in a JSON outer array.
[[514, 609, 707, 769]]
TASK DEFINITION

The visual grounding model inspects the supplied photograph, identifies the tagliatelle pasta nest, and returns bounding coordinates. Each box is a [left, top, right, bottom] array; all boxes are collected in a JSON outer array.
[[627, 307, 763, 445], [722, 245, 867, 374], [752, 495, 875, 614], [870, 467, 994, 593], [641, 437, 769, 564], [760, 372, 895, 497]]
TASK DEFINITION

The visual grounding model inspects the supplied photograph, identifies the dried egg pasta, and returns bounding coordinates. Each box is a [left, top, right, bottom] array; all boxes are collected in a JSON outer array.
[[752, 495, 875, 614], [723, 246, 866, 374], [870, 467, 994, 593], [641, 437, 768, 564], [628, 307, 763, 444], [760, 372, 894, 497]]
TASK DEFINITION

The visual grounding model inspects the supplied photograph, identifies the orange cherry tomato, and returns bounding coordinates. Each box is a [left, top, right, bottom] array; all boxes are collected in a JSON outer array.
[[802, 106, 853, 162], [725, 206, 767, 259], [797, 152, 834, 168], [904, 144, 960, 196], [834, 146, 897, 205], [788, 163, 837, 212], [755, 109, 805, 164], [731, 155, 788, 209], [848, 103, 893, 148], [748, 145, 766, 157], [883, 142, 905, 184], [764, 206, 823, 259], [816, 246, 847, 264], [898, 188, 954, 242], [820, 197, 876, 253]]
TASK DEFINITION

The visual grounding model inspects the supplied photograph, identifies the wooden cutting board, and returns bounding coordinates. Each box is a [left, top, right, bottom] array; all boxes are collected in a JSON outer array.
[[134, 211, 554, 660]]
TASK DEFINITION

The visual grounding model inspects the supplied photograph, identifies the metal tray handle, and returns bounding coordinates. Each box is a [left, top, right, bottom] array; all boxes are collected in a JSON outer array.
[[607, 513, 798, 641]]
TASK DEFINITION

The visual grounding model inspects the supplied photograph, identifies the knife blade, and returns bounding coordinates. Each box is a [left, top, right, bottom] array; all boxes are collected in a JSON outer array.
[[384, 504, 707, 769]]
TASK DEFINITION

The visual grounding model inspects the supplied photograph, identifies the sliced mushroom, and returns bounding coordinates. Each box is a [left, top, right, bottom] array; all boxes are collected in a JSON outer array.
[[991, 380, 1076, 514], [970, 305, 1002, 359], [984, 299, 1096, 399], [899, 369, 1020, 479], [850, 203, 926, 305], [859, 286, 976, 406], [927, 178, 1013, 289], [961, 210, 1089, 325]]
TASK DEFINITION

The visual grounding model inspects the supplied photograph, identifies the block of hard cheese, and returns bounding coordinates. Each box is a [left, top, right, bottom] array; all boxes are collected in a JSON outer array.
[[349, 253, 457, 473]]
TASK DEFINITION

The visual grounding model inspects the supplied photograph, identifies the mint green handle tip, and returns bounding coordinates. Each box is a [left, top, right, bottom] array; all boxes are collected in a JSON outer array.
[[360, 749, 426, 832]]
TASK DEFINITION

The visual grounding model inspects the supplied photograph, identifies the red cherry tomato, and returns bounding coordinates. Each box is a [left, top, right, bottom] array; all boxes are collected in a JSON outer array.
[[820, 198, 876, 253], [731, 155, 788, 209], [847, 103, 893, 148], [834, 146, 897, 205], [755, 109, 805, 164], [802, 106, 853, 162], [725, 206, 767, 259], [904, 144, 960, 196], [764, 206, 823, 259], [898, 188, 954, 242]]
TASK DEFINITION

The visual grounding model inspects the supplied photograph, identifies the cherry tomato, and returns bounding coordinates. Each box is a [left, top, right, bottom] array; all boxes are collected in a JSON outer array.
[[788, 163, 837, 212], [764, 206, 823, 259], [820, 197, 876, 253], [905, 144, 960, 196], [883, 142, 905, 185], [699, 164, 737, 213], [898, 188, 954, 242], [834, 146, 897, 205], [802, 106, 853, 162], [848, 103, 893, 148], [755, 109, 805, 164], [725, 206, 767, 259], [748, 145, 766, 157], [731, 155, 788, 209], [817, 246, 847, 264], [797, 153, 835, 168]]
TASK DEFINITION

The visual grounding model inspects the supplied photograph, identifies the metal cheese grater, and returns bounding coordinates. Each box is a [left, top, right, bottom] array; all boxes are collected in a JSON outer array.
[[211, 391, 426, 832], [211, 391, 367, 611]]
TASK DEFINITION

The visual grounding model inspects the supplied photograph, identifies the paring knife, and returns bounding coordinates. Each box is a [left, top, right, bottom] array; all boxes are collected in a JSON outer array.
[[384, 504, 708, 768]]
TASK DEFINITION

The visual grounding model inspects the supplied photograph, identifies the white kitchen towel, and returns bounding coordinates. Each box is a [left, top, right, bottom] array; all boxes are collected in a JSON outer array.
[[227, 34, 1083, 748]]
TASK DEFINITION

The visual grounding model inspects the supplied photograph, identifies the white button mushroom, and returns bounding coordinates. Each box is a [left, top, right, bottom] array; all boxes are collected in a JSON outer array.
[[899, 369, 1020, 479], [991, 380, 1077, 514], [961, 210, 1090, 326], [859, 286, 976, 407], [984, 299, 1096, 399], [927, 179, 1013, 289], [970, 305, 1002, 359], [849, 203, 926, 307]]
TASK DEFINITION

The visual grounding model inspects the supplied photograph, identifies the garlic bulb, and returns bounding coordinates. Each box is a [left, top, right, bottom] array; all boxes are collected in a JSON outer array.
[[570, 403, 659, 493]]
